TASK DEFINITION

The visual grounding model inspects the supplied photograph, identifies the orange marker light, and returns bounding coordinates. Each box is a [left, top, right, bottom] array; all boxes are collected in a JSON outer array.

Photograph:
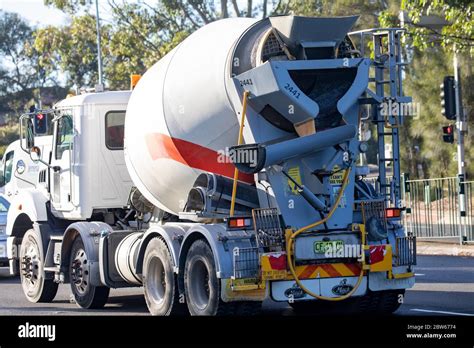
[[130, 74, 142, 90], [386, 208, 401, 218]]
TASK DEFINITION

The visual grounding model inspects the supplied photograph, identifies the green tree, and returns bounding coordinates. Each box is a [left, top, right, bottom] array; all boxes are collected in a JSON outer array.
[[380, 0, 473, 178], [401, 0, 473, 54], [0, 11, 53, 112], [34, 14, 112, 89]]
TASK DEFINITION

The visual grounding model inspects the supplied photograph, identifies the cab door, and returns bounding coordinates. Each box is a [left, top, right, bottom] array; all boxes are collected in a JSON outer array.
[[1, 150, 15, 198], [50, 114, 74, 211]]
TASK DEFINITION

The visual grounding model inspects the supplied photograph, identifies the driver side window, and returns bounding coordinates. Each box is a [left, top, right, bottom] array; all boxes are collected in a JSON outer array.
[[3, 151, 14, 186], [55, 116, 74, 160]]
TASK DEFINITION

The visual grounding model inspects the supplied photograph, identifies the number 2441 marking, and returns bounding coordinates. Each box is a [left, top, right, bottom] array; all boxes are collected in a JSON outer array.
[[284, 83, 300, 99]]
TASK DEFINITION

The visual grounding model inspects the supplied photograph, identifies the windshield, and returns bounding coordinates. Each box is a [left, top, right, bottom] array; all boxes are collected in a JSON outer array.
[[0, 196, 9, 213]]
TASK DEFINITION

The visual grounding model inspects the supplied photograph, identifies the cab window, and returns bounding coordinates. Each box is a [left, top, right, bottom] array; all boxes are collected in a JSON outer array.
[[3, 151, 14, 185], [55, 116, 74, 160], [0, 159, 4, 187], [105, 111, 125, 150], [0, 196, 9, 212]]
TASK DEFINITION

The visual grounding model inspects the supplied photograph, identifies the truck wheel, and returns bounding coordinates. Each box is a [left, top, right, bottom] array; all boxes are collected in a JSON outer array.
[[378, 289, 405, 314], [355, 289, 405, 314], [143, 237, 186, 315], [69, 236, 109, 309], [19, 229, 58, 303], [184, 239, 234, 316]]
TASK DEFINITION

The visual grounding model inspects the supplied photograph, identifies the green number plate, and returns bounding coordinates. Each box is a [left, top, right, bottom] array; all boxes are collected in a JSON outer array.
[[314, 240, 344, 254]]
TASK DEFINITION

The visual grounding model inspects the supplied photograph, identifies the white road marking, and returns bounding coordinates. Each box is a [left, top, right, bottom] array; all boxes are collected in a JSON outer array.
[[414, 273, 425, 276], [411, 308, 474, 316], [410, 282, 474, 292]]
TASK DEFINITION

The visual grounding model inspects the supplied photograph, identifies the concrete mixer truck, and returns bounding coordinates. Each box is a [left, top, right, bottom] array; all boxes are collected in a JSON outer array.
[[7, 15, 416, 315]]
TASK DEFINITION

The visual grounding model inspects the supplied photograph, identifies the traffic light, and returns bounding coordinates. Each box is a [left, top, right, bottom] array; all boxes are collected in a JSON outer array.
[[440, 76, 456, 120], [29, 105, 48, 134], [442, 125, 454, 143], [34, 112, 48, 134]]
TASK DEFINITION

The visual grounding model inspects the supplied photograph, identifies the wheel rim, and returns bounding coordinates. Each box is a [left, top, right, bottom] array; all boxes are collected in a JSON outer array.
[[189, 259, 210, 310], [21, 237, 41, 293], [71, 247, 90, 295], [147, 256, 167, 305]]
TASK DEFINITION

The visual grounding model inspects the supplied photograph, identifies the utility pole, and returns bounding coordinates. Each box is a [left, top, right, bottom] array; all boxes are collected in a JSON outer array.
[[454, 47, 467, 243], [95, 0, 104, 91], [454, 49, 466, 178]]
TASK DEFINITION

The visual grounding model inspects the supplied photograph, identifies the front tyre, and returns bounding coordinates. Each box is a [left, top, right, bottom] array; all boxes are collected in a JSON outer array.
[[20, 229, 58, 303], [69, 235, 109, 309]]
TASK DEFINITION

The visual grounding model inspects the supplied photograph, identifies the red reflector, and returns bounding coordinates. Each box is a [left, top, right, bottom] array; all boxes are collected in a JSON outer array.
[[369, 245, 385, 264], [386, 208, 401, 218], [268, 253, 287, 270]]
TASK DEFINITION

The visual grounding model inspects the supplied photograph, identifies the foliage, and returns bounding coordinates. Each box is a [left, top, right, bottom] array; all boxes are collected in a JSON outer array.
[[0, 124, 20, 158], [0, 11, 54, 112], [401, 0, 473, 54], [34, 15, 111, 88]]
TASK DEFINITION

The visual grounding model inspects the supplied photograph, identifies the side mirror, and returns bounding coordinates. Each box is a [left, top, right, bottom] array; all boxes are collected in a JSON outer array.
[[30, 146, 41, 162], [27, 119, 35, 149], [20, 116, 35, 151]]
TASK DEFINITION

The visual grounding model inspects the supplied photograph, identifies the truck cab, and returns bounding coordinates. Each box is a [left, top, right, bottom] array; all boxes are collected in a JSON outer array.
[[47, 91, 132, 219], [6, 91, 132, 284]]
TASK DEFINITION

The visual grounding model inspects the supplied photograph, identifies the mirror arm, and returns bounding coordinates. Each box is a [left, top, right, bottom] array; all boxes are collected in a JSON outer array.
[[35, 157, 60, 172]]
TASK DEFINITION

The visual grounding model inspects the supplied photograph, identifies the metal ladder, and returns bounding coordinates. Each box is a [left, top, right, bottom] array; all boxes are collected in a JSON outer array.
[[350, 28, 412, 208]]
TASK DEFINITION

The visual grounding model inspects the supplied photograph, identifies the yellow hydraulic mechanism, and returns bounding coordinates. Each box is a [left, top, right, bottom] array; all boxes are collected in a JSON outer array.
[[230, 90, 250, 217], [285, 167, 368, 301]]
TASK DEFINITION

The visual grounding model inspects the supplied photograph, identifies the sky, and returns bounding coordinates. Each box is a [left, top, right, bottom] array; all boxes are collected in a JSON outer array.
[[0, 0, 127, 27], [1, 0, 260, 28], [0, 0, 69, 26]]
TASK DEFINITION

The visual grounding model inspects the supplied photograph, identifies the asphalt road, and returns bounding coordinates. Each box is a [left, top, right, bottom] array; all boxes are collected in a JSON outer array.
[[0, 255, 473, 316]]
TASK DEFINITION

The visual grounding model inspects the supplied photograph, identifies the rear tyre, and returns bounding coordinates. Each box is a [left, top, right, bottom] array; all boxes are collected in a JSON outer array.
[[69, 236, 109, 309], [184, 239, 235, 316], [378, 289, 405, 314], [355, 289, 405, 314], [143, 237, 187, 315], [19, 229, 58, 303]]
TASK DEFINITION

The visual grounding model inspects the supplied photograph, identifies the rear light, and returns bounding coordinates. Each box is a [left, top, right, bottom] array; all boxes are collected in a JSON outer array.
[[386, 208, 401, 218], [227, 217, 252, 229]]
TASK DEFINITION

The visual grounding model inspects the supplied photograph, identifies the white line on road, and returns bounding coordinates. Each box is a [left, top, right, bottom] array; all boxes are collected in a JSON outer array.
[[411, 309, 474, 316], [410, 282, 474, 292], [414, 273, 425, 276]]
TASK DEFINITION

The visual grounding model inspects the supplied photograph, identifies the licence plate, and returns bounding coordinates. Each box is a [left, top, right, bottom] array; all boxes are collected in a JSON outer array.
[[314, 240, 344, 254]]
